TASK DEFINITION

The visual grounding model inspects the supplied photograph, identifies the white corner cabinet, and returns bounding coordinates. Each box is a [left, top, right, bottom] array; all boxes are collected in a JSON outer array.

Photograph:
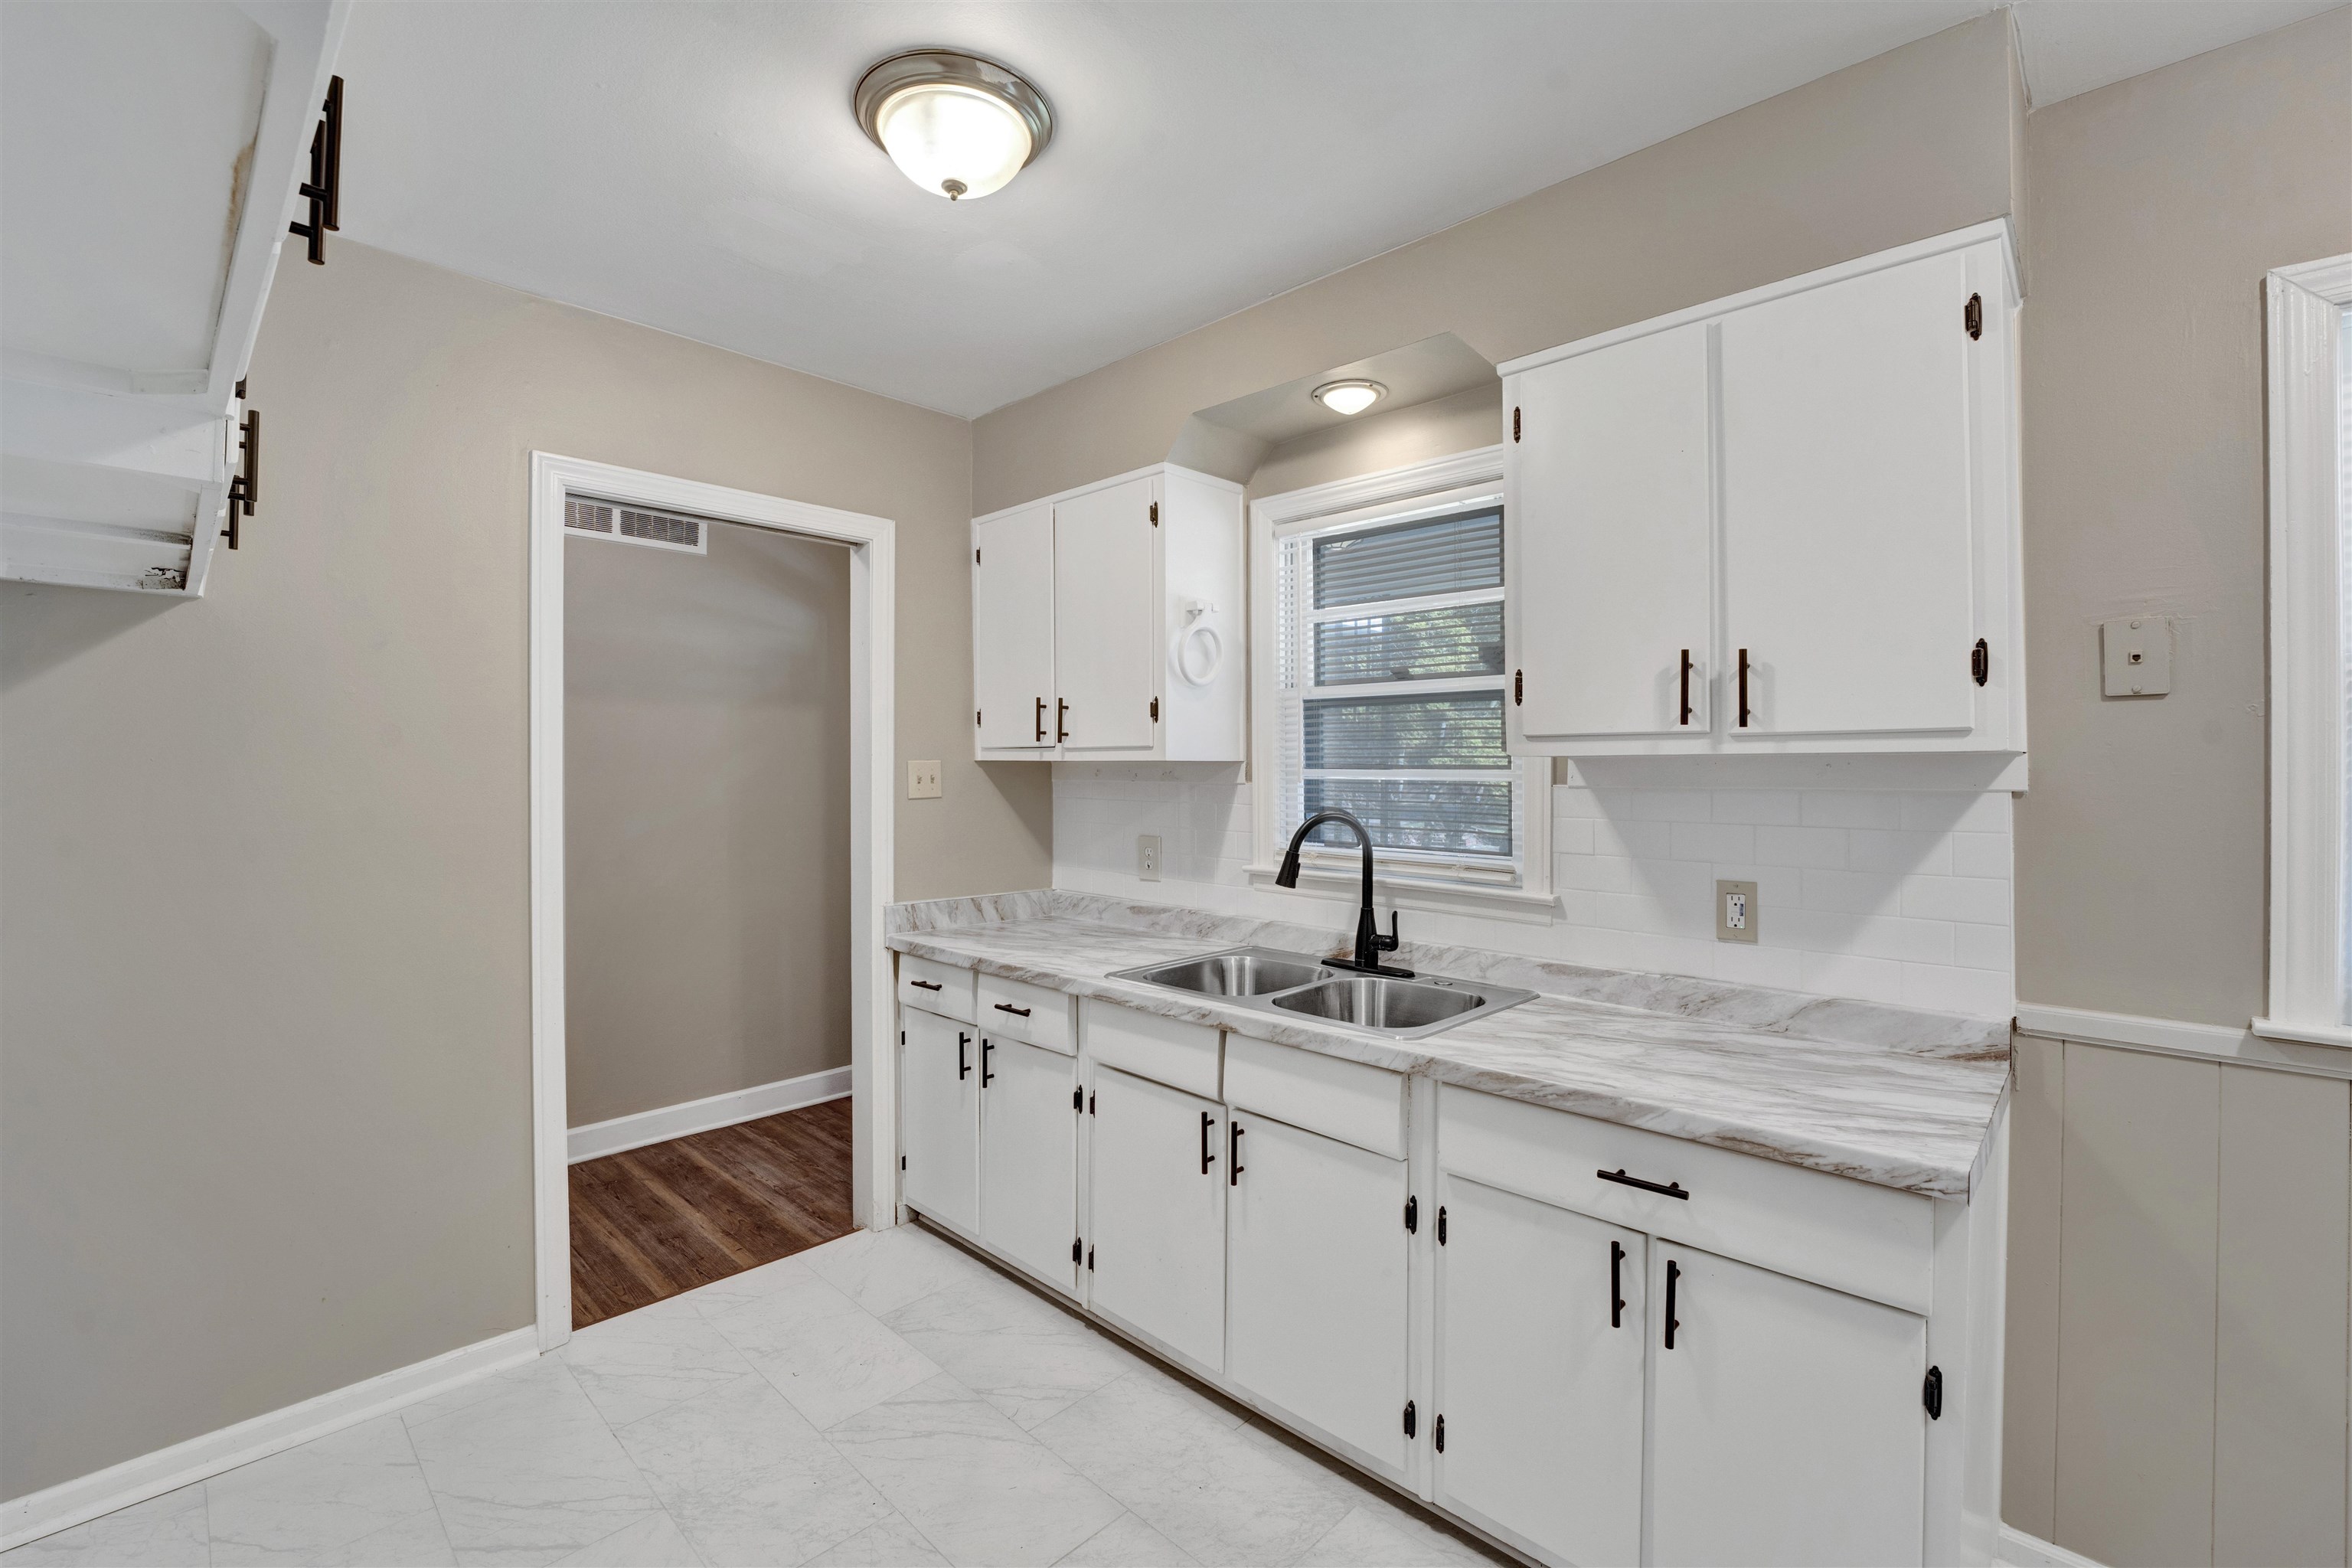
[[2, 2, 348, 597], [1501, 220, 2024, 758], [895, 958, 2007, 1566], [971, 462, 1245, 762]]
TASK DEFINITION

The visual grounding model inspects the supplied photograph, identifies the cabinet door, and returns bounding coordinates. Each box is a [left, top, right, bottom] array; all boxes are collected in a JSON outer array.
[[973, 503, 1056, 750], [1088, 1067, 1224, 1374], [1648, 1243, 1926, 1567], [1719, 250, 1975, 737], [1434, 1176, 1645, 1567], [978, 1034, 1079, 1295], [900, 1010, 978, 1235], [1226, 1112, 1410, 1477], [1513, 322, 1714, 740], [1052, 477, 1158, 752]]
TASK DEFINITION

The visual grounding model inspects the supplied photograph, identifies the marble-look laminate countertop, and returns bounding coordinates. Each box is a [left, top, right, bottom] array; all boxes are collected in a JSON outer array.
[[885, 892, 2010, 1200]]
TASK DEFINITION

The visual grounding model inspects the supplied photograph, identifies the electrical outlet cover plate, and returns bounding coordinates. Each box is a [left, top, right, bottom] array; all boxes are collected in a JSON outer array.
[[1717, 880, 1758, 943], [1138, 835, 1161, 881], [2099, 617, 2171, 697]]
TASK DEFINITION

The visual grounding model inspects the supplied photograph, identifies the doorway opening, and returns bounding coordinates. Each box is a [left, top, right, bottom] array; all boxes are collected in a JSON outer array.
[[529, 453, 897, 1351]]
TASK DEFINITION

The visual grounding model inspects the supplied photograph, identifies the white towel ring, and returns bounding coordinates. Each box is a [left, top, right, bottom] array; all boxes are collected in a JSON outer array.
[[1174, 618, 1223, 687]]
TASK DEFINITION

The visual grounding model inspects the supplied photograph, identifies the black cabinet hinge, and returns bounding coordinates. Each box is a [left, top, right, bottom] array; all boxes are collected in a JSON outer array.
[[899, 1031, 905, 1045], [900, 1154, 906, 1170], [1088, 1092, 1095, 1114], [1073, 1236, 1083, 1264], [1923, 1365, 1943, 1419], [1148, 501, 1159, 525], [289, 76, 344, 265], [1971, 639, 1989, 686], [1073, 1086, 1083, 1111], [1512, 669, 1523, 707], [1963, 292, 1983, 341], [1087, 1246, 1094, 1272], [1438, 1205, 1449, 1245], [1403, 1400, 1416, 1439], [1511, 406, 1521, 443], [1434, 1413, 1446, 1453], [976, 710, 982, 727], [1149, 697, 1159, 721], [1404, 1195, 1418, 1233]]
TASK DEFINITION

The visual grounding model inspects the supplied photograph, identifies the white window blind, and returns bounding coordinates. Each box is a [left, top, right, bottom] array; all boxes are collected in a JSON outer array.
[[1274, 503, 1521, 880]]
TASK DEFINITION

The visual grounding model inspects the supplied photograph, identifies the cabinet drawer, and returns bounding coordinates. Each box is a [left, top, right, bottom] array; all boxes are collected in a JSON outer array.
[[977, 972, 1075, 1055], [1084, 1001, 1220, 1100], [1223, 1033, 1405, 1159], [1437, 1084, 1933, 1315], [897, 955, 974, 1022]]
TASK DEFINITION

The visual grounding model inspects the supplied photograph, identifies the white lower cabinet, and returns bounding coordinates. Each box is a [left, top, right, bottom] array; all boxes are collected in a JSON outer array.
[[1647, 1242, 1927, 1568], [977, 1033, 1080, 1295], [900, 1007, 978, 1234], [1226, 1110, 1411, 1480], [1086, 1065, 1225, 1374], [1434, 1174, 1647, 1568]]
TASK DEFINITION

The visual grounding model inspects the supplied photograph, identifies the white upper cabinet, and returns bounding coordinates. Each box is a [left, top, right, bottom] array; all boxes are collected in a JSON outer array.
[[972, 462, 1244, 763], [1511, 322, 1713, 742], [1, 2, 348, 597], [1501, 220, 2023, 758], [972, 503, 1057, 750]]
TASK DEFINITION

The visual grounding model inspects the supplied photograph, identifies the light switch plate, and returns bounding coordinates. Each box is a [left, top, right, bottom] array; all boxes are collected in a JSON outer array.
[[1717, 880, 1758, 942], [1138, 835, 1161, 881], [906, 760, 942, 799], [2100, 617, 2172, 697]]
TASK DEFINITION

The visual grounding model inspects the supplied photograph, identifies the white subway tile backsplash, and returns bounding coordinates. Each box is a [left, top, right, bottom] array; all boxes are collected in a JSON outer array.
[[1049, 766, 2014, 1021]]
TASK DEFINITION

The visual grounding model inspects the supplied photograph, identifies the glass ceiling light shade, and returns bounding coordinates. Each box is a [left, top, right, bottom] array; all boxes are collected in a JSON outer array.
[[1312, 379, 1387, 416], [854, 49, 1053, 201]]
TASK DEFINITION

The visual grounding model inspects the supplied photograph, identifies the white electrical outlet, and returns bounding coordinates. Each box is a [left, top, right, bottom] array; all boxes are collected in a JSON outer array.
[[906, 760, 942, 799], [1138, 835, 1161, 881], [1717, 880, 1758, 943]]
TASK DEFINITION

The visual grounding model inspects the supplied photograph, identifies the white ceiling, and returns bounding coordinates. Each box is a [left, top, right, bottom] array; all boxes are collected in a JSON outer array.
[[337, 1, 2337, 419]]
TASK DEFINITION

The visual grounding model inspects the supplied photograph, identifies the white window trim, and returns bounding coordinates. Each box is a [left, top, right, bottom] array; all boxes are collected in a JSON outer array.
[[2259, 255, 2352, 1050], [1246, 444, 1557, 923]]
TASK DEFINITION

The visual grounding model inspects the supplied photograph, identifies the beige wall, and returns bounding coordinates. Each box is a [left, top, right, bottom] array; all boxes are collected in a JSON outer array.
[[1244, 382, 1502, 503], [976, 12, 2017, 514], [566, 522, 851, 1129], [1999, 15, 2352, 1566], [0, 241, 1041, 1499]]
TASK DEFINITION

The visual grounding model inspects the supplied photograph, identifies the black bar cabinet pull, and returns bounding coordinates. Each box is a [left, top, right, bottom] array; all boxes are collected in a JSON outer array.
[[289, 76, 344, 264], [1056, 698, 1070, 743], [981, 1037, 995, 1086], [1200, 1111, 1216, 1174], [1678, 648, 1693, 726], [224, 407, 259, 548], [1598, 1167, 1688, 1200], [1034, 697, 1047, 742], [1610, 1240, 1625, 1328], [1229, 1120, 1244, 1185], [992, 1002, 1031, 1018], [956, 1032, 969, 1080], [1737, 648, 1752, 728], [909, 978, 942, 991], [1664, 1259, 1681, 1349]]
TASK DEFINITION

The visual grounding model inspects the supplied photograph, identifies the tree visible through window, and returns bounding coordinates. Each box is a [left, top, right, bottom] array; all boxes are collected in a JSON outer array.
[[1276, 503, 1517, 871]]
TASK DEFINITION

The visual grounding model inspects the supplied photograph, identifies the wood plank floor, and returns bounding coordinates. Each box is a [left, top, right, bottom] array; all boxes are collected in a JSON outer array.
[[569, 1096, 855, 1328]]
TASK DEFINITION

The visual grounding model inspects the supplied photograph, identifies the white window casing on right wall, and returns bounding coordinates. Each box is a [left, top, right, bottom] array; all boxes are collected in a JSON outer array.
[[2259, 253, 2352, 1048]]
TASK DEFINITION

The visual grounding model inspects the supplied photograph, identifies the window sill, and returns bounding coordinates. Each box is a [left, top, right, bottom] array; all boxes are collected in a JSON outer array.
[[1244, 862, 1558, 925], [2251, 1016, 2352, 1050]]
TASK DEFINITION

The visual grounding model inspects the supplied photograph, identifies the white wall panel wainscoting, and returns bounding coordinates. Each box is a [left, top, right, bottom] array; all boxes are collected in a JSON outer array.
[[0, 1328, 538, 1553], [566, 1067, 854, 1163], [1054, 767, 2015, 1019]]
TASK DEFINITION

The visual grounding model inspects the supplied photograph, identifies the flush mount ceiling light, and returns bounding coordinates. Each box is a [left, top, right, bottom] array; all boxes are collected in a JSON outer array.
[[854, 48, 1053, 201], [1312, 379, 1387, 416]]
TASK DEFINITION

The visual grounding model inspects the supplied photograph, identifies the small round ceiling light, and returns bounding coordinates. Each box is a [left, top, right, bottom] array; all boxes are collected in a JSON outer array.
[[1312, 379, 1387, 417], [854, 48, 1052, 201]]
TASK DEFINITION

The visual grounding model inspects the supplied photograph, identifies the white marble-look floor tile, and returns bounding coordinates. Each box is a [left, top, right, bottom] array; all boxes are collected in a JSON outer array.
[[1293, 1503, 1492, 1567], [0, 1484, 209, 1568], [701, 1269, 942, 1432], [400, 1354, 664, 1566], [613, 1372, 891, 1566], [678, 1253, 815, 1312], [802, 1224, 1002, 1318], [883, 1273, 1139, 1430], [320, 1506, 458, 1567], [827, 1374, 1125, 1566], [804, 1511, 951, 1567], [1032, 1373, 1350, 1568], [561, 1296, 756, 1429], [205, 1413, 437, 1566], [1050, 1510, 1199, 1567], [546, 1508, 701, 1567]]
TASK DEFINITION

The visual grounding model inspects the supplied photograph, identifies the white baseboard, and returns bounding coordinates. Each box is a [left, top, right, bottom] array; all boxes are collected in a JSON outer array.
[[1, 1325, 537, 1552], [1998, 1524, 2106, 1567], [2015, 1001, 2352, 1080], [567, 1065, 851, 1163]]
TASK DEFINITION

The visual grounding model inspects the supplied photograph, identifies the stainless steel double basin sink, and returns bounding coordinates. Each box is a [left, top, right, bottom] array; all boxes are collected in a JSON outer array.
[[1106, 946, 1535, 1040]]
